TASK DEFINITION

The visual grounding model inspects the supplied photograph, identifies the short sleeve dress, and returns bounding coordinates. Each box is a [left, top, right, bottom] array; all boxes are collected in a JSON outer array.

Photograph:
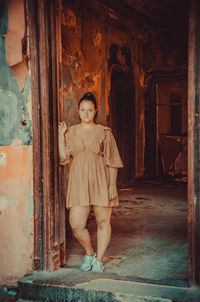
[[60, 124, 123, 208]]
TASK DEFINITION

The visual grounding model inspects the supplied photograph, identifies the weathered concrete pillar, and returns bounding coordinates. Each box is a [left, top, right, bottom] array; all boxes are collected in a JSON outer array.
[[188, 0, 200, 287]]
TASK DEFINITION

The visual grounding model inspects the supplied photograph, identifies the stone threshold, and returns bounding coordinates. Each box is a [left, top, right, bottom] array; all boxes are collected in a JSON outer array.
[[18, 268, 200, 302]]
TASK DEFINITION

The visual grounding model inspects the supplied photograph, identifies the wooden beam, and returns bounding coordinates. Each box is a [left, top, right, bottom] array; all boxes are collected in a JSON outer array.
[[27, 0, 64, 271], [27, 0, 44, 271], [188, 0, 200, 287]]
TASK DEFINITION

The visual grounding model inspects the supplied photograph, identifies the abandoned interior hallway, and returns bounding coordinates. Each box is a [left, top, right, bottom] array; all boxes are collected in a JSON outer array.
[[65, 180, 188, 287]]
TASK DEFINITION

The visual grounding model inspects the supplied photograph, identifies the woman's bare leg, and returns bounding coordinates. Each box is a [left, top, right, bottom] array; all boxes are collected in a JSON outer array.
[[93, 205, 112, 262], [69, 206, 94, 256]]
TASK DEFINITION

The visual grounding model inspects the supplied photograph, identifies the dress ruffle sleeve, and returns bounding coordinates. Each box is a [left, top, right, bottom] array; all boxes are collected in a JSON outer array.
[[103, 128, 123, 168], [59, 128, 71, 165]]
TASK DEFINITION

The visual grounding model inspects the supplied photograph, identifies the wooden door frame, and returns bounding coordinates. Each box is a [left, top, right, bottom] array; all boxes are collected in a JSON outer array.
[[187, 0, 200, 287], [27, 0, 65, 271]]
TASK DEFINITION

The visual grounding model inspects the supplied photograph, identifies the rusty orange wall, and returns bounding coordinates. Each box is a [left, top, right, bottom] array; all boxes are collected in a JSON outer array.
[[0, 145, 33, 285], [60, 0, 134, 125], [60, 0, 146, 178], [60, 0, 188, 179], [0, 0, 33, 285]]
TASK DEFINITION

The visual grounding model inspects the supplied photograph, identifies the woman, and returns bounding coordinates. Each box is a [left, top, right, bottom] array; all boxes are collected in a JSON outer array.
[[58, 92, 123, 273]]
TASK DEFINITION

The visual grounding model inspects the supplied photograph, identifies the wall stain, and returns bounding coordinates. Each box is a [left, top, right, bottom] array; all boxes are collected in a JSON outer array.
[[0, 152, 6, 166]]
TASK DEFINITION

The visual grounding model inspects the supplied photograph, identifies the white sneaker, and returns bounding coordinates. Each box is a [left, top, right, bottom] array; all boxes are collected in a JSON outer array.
[[80, 252, 96, 271], [91, 259, 104, 273]]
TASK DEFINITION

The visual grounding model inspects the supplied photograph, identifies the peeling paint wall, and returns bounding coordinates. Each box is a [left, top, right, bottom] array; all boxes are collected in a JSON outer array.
[[0, 0, 33, 285], [60, 0, 188, 180], [61, 0, 140, 179], [61, 2, 108, 125]]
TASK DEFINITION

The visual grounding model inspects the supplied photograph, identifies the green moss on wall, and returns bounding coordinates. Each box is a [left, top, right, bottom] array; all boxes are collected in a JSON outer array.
[[0, 1, 32, 146]]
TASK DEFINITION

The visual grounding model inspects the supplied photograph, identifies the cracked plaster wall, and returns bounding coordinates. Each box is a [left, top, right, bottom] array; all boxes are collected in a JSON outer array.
[[60, 0, 188, 180], [61, 3, 107, 125], [0, 0, 33, 285], [61, 0, 145, 178], [61, 0, 139, 124]]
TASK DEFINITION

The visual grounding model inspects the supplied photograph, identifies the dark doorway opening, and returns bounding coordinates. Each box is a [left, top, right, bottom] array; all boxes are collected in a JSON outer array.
[[109, 68, 135, 181]]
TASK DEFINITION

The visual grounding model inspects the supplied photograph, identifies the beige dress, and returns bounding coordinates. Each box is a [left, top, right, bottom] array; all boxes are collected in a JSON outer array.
[[60, 124, 123, 208]]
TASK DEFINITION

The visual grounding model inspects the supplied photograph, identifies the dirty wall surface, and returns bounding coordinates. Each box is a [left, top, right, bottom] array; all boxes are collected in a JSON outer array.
[[0, 0, 33, 285], [60, 0, 143, 180], [60, 0, 188, 180]]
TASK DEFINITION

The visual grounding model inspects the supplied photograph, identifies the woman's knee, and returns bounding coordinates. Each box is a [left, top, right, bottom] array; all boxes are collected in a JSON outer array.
[[70, 224, 83, 235], [96, 217, 111, 229], [94, 206, 112, 228], [69, 220, 84, 234], [69, 206, 90, 233]]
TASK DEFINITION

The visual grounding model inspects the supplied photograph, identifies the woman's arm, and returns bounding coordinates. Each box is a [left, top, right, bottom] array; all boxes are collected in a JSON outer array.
[[58, 122, 67, 161], [108, 166, 118, 200]]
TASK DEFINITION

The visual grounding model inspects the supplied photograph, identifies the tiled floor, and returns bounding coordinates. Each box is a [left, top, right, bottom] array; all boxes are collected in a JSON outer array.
[[65, 180, 188, 287]]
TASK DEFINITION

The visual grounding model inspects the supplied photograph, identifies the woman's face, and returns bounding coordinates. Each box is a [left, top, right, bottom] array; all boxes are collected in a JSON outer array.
[[79, 100, 97, 123]]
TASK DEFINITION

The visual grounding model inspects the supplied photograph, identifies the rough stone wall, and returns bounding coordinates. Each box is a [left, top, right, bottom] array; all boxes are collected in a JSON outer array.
[[0, 0, 33, 285]]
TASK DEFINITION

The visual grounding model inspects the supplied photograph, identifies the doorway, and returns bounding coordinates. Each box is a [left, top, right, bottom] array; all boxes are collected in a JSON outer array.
[[109, 68, 135, 181], [144, 73, 188, 179], [58, 0, 188, 287], [30, 0, 200, 288]]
